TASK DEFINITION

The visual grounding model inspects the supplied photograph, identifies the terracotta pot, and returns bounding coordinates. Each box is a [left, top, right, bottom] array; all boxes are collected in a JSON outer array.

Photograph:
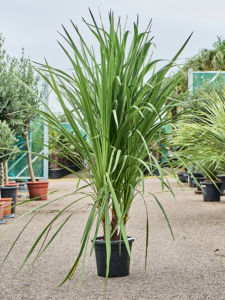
[[0, 198, 13, 216], [4, 181, 16, 184], [26, 181, 49, 200], [0, 202, 4, 220]]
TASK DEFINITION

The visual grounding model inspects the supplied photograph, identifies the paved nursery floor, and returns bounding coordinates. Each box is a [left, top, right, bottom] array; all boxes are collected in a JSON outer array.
[[1, 177, 225, 299]]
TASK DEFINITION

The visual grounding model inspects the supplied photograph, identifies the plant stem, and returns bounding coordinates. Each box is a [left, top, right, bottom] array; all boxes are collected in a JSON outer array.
[[0, 162, 4, 188], [102, 219, 106, 240], [23, 132, 35, 182], [111, 208, 118, 241], [4, 161, 8, 184]]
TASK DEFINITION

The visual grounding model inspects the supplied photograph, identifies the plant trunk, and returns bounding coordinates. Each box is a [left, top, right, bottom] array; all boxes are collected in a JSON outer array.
[[4, 161, 8, 184], [23, 133, 35, 182], [171, 106, 178, 120], [111, 209, 118, 241], [0, 162, 4, 188]]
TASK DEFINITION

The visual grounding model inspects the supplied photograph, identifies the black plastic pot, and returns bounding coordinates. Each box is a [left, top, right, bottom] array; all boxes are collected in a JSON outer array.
[[191, 173, 203, 187], [61, 168, 66, 177], [190, 176, 196, 188], [200, 181, 222, 201], [177, 172, 186, 183], [195, 177, 205, 191], [143, 162, 161, 176], [1, 186, 18, 214], [217, 175, 225, 195], [183, 173, 188, 183], [188, 172, 202, 187], [49, 169, 62, 179], [92, 236, 134, 277], [187, 173, 191, 186]]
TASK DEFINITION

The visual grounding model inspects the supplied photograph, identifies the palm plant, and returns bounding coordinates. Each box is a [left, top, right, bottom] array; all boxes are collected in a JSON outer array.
[[172, 87, 225, 181], [3, 11, 192, 286], [170, 36, 225, 116]]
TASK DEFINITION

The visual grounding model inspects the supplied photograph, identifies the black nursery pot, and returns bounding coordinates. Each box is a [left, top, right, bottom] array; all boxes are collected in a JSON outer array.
[[49, 169, 62, 179], [200, 181, 222, 201], [1, 186, 18, 214], [187, 173, 191, 186], [189, 173, 203, 187], [92, 236, 134, 277], [177, 172, 186, 183], [190, 176, 196, 188], [183, 173, 188, 183], [217, 175, 225, 195], [195, 177, 205, 191]]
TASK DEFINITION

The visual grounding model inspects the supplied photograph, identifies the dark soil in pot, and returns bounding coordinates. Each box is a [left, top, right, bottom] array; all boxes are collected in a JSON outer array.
[[92, 236, 134, 277], [200, 181, 222, 201]]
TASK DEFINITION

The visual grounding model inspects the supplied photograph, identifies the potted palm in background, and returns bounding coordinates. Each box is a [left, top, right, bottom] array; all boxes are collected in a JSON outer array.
[[172, 87, 225, 201], [14, 52, 48, 200], [2, 11, 192, 286], [0, 37, 47, 199]]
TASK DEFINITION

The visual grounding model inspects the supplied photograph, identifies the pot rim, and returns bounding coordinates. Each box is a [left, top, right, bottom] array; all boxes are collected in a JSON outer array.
[[26, 181, 49, 185], [0, 198, 13, 201], [200, 181, 222, 185], [91, 236, 134, 244], [0, 186, 18, 190]]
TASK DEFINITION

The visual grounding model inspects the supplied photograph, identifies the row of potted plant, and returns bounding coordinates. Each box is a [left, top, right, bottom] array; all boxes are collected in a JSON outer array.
[[174, 87, 225, 201]]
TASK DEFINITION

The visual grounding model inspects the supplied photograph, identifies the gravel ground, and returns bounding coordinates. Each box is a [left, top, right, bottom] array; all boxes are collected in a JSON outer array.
[[1, 177, 225, 300]]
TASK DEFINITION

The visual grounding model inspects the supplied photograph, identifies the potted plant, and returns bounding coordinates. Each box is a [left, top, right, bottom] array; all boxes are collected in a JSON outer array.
[[198, 161, 222, 201], [2, 11, 192, 286], [0, 121, 18, 217], [172, 86, 225, 200], [13, 50, 49, 199], [0, 35, 24, 185], [48, 124, 84, 179]]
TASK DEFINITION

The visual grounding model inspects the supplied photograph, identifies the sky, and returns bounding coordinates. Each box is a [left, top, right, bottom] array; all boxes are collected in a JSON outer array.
[[1, 0, 225, 111]]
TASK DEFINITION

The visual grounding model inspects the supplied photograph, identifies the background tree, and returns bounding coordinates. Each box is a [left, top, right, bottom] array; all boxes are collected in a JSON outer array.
[[0, 121, 18, 187], [15, 51, 45, 182], [0, 34, 45, 182], [0, 34, 23, 183], [170, 36, 225, 116]]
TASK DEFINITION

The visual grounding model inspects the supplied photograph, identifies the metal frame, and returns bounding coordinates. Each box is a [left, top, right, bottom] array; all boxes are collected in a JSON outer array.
[[43, 75, 49, 181], [188, 69, 225, 92], [188, 68, 193, 93]]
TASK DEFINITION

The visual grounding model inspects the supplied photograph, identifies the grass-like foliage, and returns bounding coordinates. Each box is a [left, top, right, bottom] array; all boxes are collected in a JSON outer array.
[[2, 10, 192, 288], [172, 87, 225, 181]]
